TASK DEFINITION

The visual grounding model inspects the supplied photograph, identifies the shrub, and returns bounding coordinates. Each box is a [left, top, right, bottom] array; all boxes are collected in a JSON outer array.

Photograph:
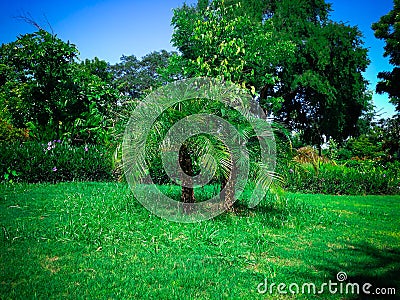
[[0, 140, 114, 183], [0, 118, 30, 142], [282, 160, 400, 195], [344, 135, 386, 160]]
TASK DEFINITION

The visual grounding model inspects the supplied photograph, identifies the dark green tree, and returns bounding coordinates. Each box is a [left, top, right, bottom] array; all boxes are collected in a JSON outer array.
[[372, 116, 400, 160], [163, 0, 295, 113], [0, 30, 118, 143], [344, 115, 400, 161], [167, 0, 371, 150], [81, 57, 113, 83], [260, 0, 371, 149], [111, 50, 175, 99], [372, 0, 400, 112], [0, 30, 78, 132]]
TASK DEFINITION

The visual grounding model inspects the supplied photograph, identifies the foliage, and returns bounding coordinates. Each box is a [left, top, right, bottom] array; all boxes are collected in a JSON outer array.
[[282, 159, 400, 195], [125, 87, 256, 207], [293, 146, 329, 165], [167, 0, 371, 146], [262, 0, 372, 147], [0, 30, 76, 133], [0, 30, 119, 144], [345, 135, 385, 160], [111, 50, 175, 99], [372, 0, 400, 112], [0, 140, 113, 183], [338, 115, 400, 161], [157, 0, 294, 206], [274, 137, 400, 195], [163, 0, 295, 114], [0, 118, 30, 142], [377, 115, 400, 160]]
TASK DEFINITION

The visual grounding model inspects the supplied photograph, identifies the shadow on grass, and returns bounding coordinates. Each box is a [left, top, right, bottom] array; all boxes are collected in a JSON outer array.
[[223, 194, 329, 229], [345, 242, 399, 299], [307, 241, 400, 299]]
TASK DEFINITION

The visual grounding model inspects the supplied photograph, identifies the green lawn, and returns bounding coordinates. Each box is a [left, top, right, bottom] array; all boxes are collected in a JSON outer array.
[[1, 182, 399, 299]]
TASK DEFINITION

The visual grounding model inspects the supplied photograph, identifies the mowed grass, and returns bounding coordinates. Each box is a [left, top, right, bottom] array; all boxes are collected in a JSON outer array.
[[0, 182, 399, 299]]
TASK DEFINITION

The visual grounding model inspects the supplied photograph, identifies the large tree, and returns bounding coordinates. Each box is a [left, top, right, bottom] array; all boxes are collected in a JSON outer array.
[[111, 50, 175, 99], [0, 30, 118, 143], [372, 0, 400, 112], [261, 0, 371, 149], [163, 0, 295, 114], [168, 0, 372, 150]]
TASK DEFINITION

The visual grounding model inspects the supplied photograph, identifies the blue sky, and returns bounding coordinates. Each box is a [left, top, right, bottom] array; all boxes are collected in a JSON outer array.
[[0, 0, 397, 117]]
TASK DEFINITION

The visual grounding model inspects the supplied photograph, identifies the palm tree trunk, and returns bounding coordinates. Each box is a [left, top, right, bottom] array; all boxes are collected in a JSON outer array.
[[220, 160, 236, 211], [179, 143, 195, 214]]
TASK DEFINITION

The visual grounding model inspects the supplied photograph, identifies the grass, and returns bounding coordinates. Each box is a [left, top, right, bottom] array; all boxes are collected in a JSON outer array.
[[0, 182, 399, 299]]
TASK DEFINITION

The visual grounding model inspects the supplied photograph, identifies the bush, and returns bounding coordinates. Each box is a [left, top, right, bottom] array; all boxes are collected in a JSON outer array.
[[0, 140, 114, 183], [0, 118, 30, 142], [281, 160, 400, 195]]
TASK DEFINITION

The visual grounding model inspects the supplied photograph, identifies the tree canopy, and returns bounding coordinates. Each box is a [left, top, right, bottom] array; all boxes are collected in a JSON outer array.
[[166, 0, 372, 148], [267, 0, 371, 147], [372, 0, 400, 112], [0, 30, 118, 143], [162, 0, 295, 114], [111, 50, 174, 99]]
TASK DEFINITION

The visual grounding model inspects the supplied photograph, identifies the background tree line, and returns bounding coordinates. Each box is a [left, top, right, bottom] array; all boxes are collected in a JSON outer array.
[[0, 0, 399, 172]]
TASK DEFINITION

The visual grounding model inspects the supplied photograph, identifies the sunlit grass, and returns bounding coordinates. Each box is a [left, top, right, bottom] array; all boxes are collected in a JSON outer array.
[[1, 182, 399, 299]]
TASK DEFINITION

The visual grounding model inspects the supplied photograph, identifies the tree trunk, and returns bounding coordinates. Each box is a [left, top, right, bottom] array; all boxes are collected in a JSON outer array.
[[179, 143, 195, 214], [220, 160, 236, 211]]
